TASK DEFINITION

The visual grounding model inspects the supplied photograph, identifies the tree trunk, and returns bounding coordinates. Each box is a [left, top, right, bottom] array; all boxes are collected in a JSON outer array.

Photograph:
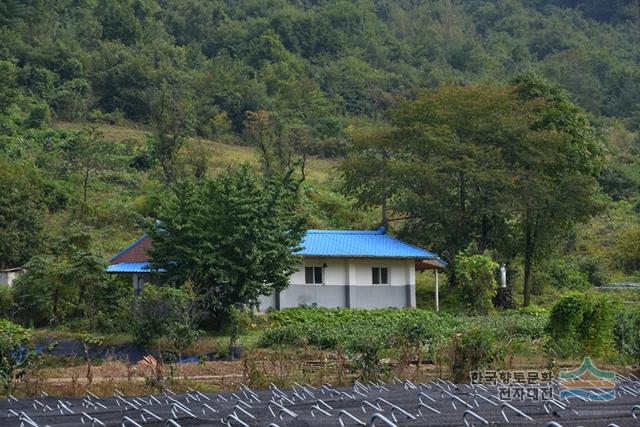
[[478, 189, 489, 250], [458, 171, 466, 213], [52, 286, 60, 321], [447, 253, 457, 288], [381, 149, 389, 228], [381, 198, 388, 228], [229, 304, 241, 358], [87, 286, 95, 331], [479, 213, 489, 251]]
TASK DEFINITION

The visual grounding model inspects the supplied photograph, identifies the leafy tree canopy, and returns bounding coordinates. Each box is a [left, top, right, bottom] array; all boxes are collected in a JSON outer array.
[[342, 78, 603, 305], [147, 165, 307, 315], [0, 156, 47, 269]]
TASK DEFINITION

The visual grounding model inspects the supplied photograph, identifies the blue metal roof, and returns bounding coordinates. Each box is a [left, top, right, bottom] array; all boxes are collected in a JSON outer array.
[[296, 228, 439, 259], [107, 228, 442, 273], [106, 262, 160, 273]]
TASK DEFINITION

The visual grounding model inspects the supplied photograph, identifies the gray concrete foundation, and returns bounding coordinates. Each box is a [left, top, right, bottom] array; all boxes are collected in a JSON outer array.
[[258, 284, 415, 311]]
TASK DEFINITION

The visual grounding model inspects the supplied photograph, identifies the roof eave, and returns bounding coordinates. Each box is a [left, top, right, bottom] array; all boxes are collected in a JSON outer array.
[[297, 254, 439, 259]]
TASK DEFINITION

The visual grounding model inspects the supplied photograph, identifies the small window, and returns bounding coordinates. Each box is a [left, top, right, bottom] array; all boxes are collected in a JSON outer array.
[[372, 267, 389, 284], [305, 266, 323, 284]]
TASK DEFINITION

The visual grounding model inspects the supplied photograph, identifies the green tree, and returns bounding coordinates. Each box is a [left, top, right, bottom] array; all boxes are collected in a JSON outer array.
[[0, 60, 17, 114], [13, 256, 64, 326], [63, 230, 109, 329], [12, 229, 107, 328], [511, 74, 603, 305], [244, 110, 308, 187], [0, 319, 31, 393], [148, 164, 307, 346], [342, 80, 602, 305], [0, 156, 47, 270], [340, 124, 398, 228], [615, 226, 640, 274], [95, 0, 142, 45], [64, 127, 111, 215], [546, 292, 615, 357], [455, 251, 499, 314], [342, 85, 524, 279], [148, 80, 194, 185], [131, 283, 202, 355], [93, 42, 155, 121], [53, 78, 91, 120]]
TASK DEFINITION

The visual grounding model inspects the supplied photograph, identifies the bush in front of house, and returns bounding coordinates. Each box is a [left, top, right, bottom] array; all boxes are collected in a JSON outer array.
[[0, 319, 31, 393], [130, 284, 202, 357], [450, 325, 506, 383], [546, 292, 615, 358], [0, 287, 14, 319], [259, 307, 548, 353], [260, 307, 461, 350], [259, 307, 563, 381], [455, 252, 499, 314], [472, 310, 548, 340]]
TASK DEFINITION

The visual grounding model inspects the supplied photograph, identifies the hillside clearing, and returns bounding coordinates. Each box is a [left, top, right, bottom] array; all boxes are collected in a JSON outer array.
[[55, 122, 338, 183]]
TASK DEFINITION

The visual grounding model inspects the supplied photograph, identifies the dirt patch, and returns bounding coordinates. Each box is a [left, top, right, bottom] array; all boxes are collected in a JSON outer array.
[[42, 359, 244, 384]]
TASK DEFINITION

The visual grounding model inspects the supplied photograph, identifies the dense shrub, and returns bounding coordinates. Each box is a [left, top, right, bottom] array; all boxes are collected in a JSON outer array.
[[260, 308, 461, 350], [12, 257, 57, 326], [93, 279, 134, 333], [12, 230, 109, 329], [472, 312, 547, 340], [455, 253, 499, 314], [450, 326, 506, 383], [613, 307, 640, 363], [260, 307, 549, 380], [546, 292, 615, 358], [575, 256, 608, 287], [616, 227, 640, 274], [260, 307, 547, 351], [347, 332, 388, 381], [392, 315, 444, 362], [0, 287, 14, 319], [0, 319, 31, 392], [130, 284, 202, 353], [548, 260, 591, 290]]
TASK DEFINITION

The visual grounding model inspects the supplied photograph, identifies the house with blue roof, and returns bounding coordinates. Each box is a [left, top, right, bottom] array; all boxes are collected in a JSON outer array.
[[107, 227, 444, 309]]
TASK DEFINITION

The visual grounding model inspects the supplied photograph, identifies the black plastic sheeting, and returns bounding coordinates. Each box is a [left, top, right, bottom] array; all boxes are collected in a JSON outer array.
[[33, 339, 227, 364], [2, 379, 640, 427]]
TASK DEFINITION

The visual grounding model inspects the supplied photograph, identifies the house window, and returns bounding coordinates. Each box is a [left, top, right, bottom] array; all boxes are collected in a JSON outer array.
[[372, 267, 388, 285], [305, 266, 323, 284]]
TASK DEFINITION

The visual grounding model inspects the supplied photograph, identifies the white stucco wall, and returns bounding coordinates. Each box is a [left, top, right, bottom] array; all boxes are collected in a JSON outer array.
[[0, 270, 21, 286], [124, 257, 417, 310], [351, 258, 414, 286], [290, 257, 348, 285], [293, 257, 414, 287], [132, 273, 151, 295], [259, 257, 417, 310]]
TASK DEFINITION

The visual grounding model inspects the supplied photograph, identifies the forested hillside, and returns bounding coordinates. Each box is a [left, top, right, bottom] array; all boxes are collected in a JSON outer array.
[[3, 1, 640, 140], [2, 0, 640, 301]]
